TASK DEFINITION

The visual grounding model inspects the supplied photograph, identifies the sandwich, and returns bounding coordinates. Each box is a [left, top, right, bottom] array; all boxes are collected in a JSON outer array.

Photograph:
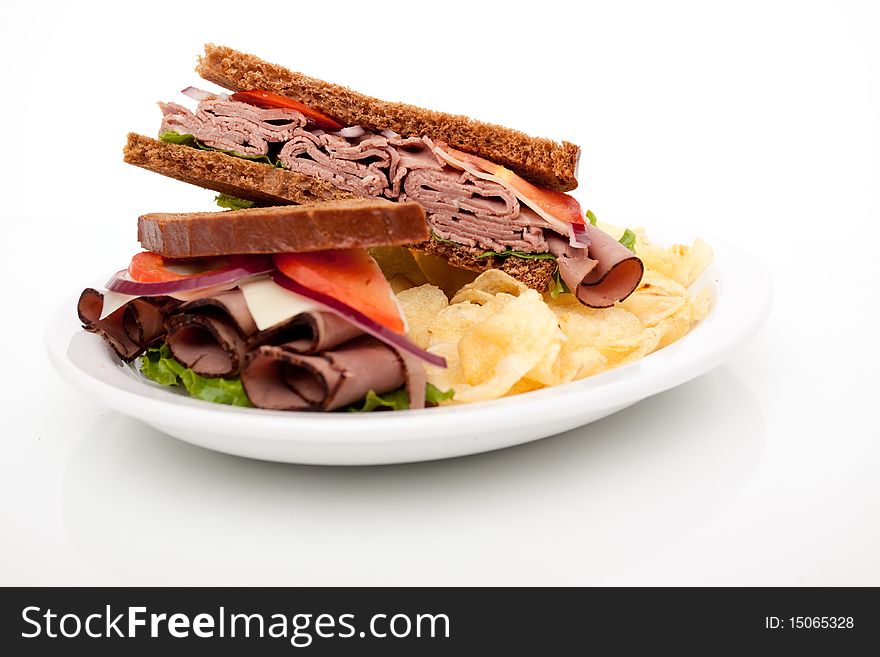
[[77, 199, 455, 412], [124, 44, 644, 308]]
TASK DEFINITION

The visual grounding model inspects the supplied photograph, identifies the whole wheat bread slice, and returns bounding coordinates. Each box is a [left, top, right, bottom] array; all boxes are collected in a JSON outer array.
[[139, 199, 428, 258], [196, 44, 580, 192]]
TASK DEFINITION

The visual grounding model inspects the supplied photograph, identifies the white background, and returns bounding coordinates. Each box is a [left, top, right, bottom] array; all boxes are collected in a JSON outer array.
[[1, 0, 878, 585]]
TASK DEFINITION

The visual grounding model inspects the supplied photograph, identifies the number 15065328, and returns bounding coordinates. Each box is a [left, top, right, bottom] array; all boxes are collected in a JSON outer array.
[[765, 616, 854, 629]]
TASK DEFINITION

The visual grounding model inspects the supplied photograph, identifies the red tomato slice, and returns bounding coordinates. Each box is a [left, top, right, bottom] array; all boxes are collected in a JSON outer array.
[[231, 90, 344, 131], [441, 145, 585, 226], [128, 252, 235, 283], [273, 250, 404, 333]]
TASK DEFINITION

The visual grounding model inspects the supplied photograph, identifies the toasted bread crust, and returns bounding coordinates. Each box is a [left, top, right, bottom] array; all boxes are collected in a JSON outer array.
[[124, 133, 357, 205], [197, 44, 580, 192], [138, 200, 428, 259], [411, 238, 557, 292]]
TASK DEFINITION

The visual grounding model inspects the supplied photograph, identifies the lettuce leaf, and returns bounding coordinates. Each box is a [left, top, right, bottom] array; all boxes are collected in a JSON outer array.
[[159, 131, 282, 167], [215, 193, 255, 210], [619, 228, 637, 252], [430, 233, 468, 248], [348, 383, 454, 412], [139, 346, 182, 386], [140, 344, 454, 412], [549, 269, 570, 299], [350, 388, 410, 412], [585, 209, 636, 252], [139, 345, 251, 407], [157, 131, 197, 146]]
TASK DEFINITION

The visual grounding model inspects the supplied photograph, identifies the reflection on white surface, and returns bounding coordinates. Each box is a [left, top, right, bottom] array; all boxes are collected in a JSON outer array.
[[60, 366, 763, 585]]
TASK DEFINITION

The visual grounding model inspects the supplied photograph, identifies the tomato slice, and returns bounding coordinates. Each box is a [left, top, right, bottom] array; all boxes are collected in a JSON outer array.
[[128, 252, 238, 283], [273, 250, 404, 333], [440, 145, 585, 226], [231, 90, 344, 131]]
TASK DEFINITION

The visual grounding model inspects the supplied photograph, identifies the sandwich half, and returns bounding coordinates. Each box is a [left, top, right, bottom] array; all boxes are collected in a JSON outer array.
[[78, 200, 449, 412], [124, 44, 643, 307]]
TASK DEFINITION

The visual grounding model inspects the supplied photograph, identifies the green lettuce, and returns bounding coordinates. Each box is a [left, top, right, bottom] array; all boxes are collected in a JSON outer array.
[[431, 233, 468, 248], [215, 193, 255, 210], [159, 131, 283, 167], [585, 210, 637, 253], [140, 344, 454, 412], [139, 345, 251, 407], [158, 131, 198, 146], [348, 383, 455, 412], [618, 228, 637, 252], [549, 270, 570, 299], [349, 388, 409, 412]]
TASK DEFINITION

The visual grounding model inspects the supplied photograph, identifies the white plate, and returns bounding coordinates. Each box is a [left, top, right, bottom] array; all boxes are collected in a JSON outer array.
[[46, 224, 771, 465]]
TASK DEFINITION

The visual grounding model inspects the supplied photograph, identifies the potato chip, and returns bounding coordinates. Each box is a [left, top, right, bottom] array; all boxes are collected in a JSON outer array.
[[421, 287, 564, 403], [593, 220, 712, 287], [690, 285, 713, 321], [507, 378, 547, 396], [651, 285, 713, 350], [557, 346, 608, 381], [653, 314, 692, 351], [620, 270, 688, 327], [549, 295, 660, 368], [549, 300, 645, 346], [451, 269, 529, 305], [398, 231, 714, 405], [608, 328, 663, 365], [522, 339, 563, 386], [634, 234, 713, 287], [396, 284, 449, 349], [520, 341, 608, 387]]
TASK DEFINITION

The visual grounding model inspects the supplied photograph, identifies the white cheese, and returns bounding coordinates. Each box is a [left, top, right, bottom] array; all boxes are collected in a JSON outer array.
[[239, 278, 323, 331], [98, 290, 139, 320], [168, 281, 238, 302]]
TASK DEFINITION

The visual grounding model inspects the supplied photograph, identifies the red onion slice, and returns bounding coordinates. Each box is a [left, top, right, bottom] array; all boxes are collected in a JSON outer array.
[[271, 272, 447, 369], [380, 129, 400, 139], [106, 257, 274, 297], [181, 86, 228, 102], [569, 222, 591, 249], [331, 125, 366, 139]]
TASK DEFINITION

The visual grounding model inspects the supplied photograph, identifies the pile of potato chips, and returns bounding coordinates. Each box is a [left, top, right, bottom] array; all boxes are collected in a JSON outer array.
[[373, 226, 714, 404]]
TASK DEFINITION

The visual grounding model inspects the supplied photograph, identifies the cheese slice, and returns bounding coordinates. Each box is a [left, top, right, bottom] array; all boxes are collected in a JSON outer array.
[[169, 281, 239, 302], [98, 290, 138, 320], [100, 278, 324, 330], [98, 281, 242, 319], [239, 278, 323, 331]]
